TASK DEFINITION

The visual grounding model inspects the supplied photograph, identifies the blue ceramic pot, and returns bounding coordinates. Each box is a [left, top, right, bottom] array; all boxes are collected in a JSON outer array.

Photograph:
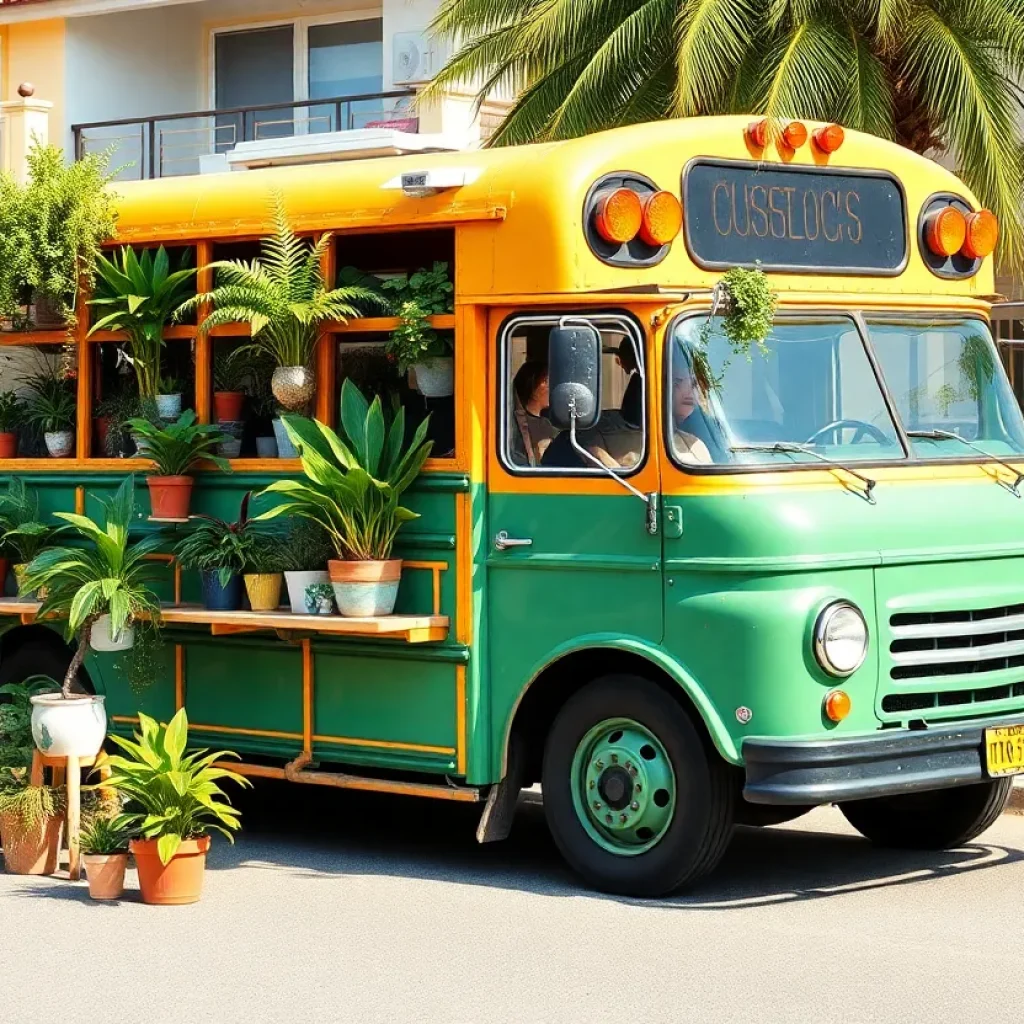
[[200, 570, 243, 611]]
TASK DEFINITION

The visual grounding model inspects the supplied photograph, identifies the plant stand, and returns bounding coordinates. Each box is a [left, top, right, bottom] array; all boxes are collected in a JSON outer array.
[[29, 750, 106, 881]]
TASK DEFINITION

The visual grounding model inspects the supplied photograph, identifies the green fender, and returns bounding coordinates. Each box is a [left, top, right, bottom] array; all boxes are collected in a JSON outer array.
[[501, 633, 741, 774]]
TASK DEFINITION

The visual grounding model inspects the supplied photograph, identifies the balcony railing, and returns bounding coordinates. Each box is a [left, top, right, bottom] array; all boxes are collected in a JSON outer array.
[[72, 90, 418, 180]]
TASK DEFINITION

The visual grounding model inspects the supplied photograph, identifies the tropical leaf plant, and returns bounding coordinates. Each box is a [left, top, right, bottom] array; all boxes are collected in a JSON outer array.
[[87, 246, 197, 399], [92, 708, 250, 865], [174, 492, 259, 586], [20, 475, 165, 698], [79, 811, 134, 855], [0, 390, 26, 433], [254, 378, 433, 561], [0, 478, 59, 562], [177, 193, 388, 369], [0, 678, 58, 770], [426, 0, 1024, 262], [125, 409, 231, 477]]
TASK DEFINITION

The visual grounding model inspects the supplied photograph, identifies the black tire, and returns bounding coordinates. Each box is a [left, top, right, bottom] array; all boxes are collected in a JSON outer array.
[[541, 674, 735, 897], [735, 803, 815, 828], [839, 779, 1013, 849], [0, 640, 82, 696]]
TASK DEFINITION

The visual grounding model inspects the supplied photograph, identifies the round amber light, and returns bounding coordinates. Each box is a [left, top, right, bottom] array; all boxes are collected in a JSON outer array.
[[639, 191, 683, 246], [925, 207, 967, 258], [962, 209, 999, 259], [783, 121, 808, 149], [824, 690, 852, 723], [813, 123, 845, 153], [747, 118, 769, 149], [594, 188, 643, 244]]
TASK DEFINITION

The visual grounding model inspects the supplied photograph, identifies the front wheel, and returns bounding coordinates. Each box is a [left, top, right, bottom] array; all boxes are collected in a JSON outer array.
[[542, 675, 735, 897], [839, 779, 1013, 849]]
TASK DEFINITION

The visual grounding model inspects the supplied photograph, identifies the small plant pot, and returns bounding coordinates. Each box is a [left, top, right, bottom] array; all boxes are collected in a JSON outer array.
[[244, 572, 283, 611], [30, 693, 107, 758], [132, 432, 152, 457], [284, 569, 330, 614], [32, 292, 66, 330], [200, 570, 243, 611], [271, 365, 315, 411], [13, 562, 33, 600], [84, 852, 127, 900], [0, 809, 63, 875], [216, 419, 244, 458], [131, 836, 210, 905], [44, 430, 74, 458], [156, 393, 182, 420], [413, 356, 454, 398], [272, 418, 297, 459], [90, 613, 135, 652], [0, 431, 17, 458], [328, 559, 402, 617], [147, 475, 193, 519], [213, 391, 245, 422], [256, 435, 278, 458]]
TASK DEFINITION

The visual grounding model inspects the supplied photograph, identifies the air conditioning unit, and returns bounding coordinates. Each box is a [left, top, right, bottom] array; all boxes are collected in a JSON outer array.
[[392, 31, 448, 86]]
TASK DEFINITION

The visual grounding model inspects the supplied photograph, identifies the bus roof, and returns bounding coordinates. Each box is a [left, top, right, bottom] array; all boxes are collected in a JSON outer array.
[[112, 116, 994, 305]]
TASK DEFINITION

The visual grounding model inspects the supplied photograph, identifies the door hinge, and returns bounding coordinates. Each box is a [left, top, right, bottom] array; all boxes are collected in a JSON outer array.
[[664, 504, 683, 538]]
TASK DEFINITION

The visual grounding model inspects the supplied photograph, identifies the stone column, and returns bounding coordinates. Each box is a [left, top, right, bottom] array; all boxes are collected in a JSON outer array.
[[0, 83, 53, 182]]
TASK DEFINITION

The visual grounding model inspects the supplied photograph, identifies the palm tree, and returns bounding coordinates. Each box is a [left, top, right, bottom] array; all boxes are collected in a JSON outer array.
[[427, 0, 1024, 261]]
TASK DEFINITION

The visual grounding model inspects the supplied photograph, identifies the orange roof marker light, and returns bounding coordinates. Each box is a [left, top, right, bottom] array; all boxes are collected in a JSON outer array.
[[593, 188, 643, 244], [962, 209, 999, 259], [639, 191, 683, 246], [823, 690, 852, 723], [813, 123, 845, 153], [924, 206, 967, 258], [782, 121, 808, 149], [746, 118, 769, 149]]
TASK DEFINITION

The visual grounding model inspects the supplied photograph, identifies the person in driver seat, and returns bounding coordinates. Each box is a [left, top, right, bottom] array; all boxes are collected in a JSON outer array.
[[671, 365, 713, 465]]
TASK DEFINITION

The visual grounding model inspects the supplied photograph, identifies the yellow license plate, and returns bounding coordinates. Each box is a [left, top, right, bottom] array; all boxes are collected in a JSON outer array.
[[985, 725, 1024, 776]]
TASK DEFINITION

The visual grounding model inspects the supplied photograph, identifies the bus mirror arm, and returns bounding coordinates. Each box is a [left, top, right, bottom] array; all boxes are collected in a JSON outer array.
[[568, 400, 659, 535]]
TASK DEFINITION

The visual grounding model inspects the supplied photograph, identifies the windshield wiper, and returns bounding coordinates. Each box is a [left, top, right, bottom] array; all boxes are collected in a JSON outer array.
[[906, 429, 1024, 497], [730, 443, 877, 503]]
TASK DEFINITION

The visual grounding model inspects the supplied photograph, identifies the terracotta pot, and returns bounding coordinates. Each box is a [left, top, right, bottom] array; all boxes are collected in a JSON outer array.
[[0, 558, 8, 593], [0, 808, 62, 875], [131, 835, 210, 905], [0, 431, 16, 458], [84, 852, 127, 900], [244, 572, 283, 611], [147, 475, 193, 519], [214, 391, 245, 422], [328, 559, 402, 617]]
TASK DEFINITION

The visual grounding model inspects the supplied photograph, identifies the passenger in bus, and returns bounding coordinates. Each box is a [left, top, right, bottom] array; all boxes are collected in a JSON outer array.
[[617, 338, 642, 429], [511, 360, 556, 467], [671, 365, 713, 464]]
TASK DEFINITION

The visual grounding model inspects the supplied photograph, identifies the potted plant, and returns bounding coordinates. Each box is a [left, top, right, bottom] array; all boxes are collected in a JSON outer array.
[[213, 347, 248, 424], [125, 410, 230, 520], [95, 382, 140, 457], [25, 375, 76, 458], [87, 246, 197, 408], [256, 379, 432, 616], [281, 518, 334, 614], [79, 812, 133, 900], [175, 493, 257, 611], [243, 533, 286, 611], [95, 708, 249, 905], [383, 262, 455, 398], [0, 389, 25, 458], [250, 356, 279, 457], [156, 373, 183, 422], [20, 476, 165, 759], [0, 767, 65, 875], [0, 478, 58, 598], [178, 193, 384, 414]]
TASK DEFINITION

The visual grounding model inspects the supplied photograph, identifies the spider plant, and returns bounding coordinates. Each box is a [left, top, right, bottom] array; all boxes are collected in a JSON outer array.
[[174, 492, 258, 586], [25, 386, 75, 433]]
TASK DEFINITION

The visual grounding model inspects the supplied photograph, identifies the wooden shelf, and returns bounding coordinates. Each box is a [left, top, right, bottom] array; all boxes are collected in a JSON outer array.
[[0, 600, 449, 644], [330, 314, 455, 335], [0, 330, 71, 346], [88, 325, 197, 342], [208, 323, 251, 337]]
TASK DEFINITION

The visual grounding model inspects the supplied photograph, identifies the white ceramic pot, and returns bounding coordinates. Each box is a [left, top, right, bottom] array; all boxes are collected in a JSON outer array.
[[256, 436, 278, 458], [44, 430, 74, 458], [413, 356, 454, 398], [89, 613, 135, 652], [284, 570, 330, 614], [156, 393, 182, 421], [271, 365, 315, 411], [272, 418, 297, 459], [30, 693, 107, 759]]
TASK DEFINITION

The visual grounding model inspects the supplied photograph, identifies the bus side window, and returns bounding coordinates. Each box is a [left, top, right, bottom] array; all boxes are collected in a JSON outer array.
[[501, 316, 646, 473]]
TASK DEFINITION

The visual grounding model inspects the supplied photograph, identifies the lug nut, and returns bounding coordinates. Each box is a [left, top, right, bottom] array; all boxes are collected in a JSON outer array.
[[589, 780, 595, 789], [620, 814, 627, 824], [635, 783, 642, 792], [595, 760, 604, 769], [631, 802, 639, 811], [593, 801, 602, 810], [611, 754, 619, 764]]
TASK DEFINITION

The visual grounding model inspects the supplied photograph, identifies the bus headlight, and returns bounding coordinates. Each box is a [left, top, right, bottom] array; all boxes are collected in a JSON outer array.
[[814, 602, 868, 677]]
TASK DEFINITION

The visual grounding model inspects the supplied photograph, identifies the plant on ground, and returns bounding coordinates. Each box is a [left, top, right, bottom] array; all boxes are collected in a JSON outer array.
[[255, 378, 433, 561], [382, 263, 454, 371], [178, 193, 386, 369], [20, 475, 166, 698], [0, 391, 25, 433], [125, 410, 230, 477], [175, 492, 259, 586], [0, 767, 65, 829], [426, 0, 1024, 264], [88, 246, 196, 400], [94, 708, 249, 865], [79, 812, 134, 855]]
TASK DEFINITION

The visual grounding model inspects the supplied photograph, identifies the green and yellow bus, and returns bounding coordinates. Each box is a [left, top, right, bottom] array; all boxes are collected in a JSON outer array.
[[1, 115, 1021, 896]]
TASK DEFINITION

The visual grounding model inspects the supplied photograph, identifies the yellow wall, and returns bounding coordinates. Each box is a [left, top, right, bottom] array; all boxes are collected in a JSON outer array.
[[5, 19, 66, 142]]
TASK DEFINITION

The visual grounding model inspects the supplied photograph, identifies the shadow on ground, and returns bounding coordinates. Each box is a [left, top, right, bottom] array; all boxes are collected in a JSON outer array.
[[193, 779, 1024, 910]]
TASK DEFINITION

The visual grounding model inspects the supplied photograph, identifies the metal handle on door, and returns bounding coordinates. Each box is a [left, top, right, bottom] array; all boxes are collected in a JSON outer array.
[[494, 530, 533, 551]]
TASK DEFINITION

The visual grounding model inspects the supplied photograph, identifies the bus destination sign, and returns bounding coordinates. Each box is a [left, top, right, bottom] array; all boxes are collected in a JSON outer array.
[[683, 159, 907, 274]]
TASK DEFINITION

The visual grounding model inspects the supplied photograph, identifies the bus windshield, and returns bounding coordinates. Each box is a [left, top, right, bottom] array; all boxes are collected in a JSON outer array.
[[668, 315, 903, 467]]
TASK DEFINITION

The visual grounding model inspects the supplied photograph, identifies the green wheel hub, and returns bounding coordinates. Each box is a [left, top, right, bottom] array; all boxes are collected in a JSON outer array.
[[569, 717, 677, 856]]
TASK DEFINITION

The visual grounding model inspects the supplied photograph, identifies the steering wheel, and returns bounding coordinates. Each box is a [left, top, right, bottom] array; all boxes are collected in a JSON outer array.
[[804, 419, 891, 446]]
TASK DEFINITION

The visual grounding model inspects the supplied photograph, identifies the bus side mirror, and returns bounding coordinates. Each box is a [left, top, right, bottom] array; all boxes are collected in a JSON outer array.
[[548, 324, 601, 430]]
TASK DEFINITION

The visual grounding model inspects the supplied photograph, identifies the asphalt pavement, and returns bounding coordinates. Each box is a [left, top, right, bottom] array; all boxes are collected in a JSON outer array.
[[2, 782, 1021, 1024]]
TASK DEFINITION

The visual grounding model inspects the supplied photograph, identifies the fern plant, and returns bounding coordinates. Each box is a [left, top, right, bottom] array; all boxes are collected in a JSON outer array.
[[178, 193, 386, 369]]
